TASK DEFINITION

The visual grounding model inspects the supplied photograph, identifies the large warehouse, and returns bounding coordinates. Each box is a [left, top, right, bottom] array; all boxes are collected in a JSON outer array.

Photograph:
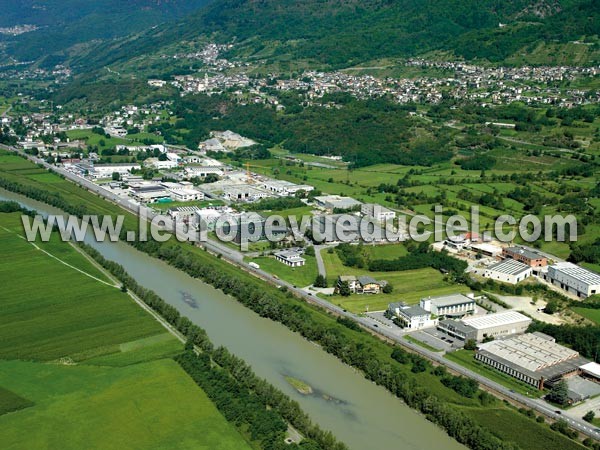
[[545, 262, 600, 298], [461, 311, 531, 341], [483, 259, 532, 285], [475, 332, 589, 389], [438, 310, 532, 342]]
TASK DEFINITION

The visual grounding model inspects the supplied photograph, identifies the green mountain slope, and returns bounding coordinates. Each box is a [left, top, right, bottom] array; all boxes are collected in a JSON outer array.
[[0, 0, 211, 66], [66, 0, 599, 71]]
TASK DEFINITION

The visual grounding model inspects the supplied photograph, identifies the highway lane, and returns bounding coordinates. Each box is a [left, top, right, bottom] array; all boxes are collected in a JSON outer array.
[[3, 143, 599, 441]]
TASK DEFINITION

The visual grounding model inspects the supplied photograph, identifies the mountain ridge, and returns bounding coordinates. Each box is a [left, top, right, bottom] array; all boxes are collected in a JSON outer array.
[[3, 0, 599, 71]]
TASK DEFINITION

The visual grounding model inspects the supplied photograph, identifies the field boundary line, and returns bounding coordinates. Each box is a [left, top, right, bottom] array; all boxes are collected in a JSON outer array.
[[0, 225, 117, 288]]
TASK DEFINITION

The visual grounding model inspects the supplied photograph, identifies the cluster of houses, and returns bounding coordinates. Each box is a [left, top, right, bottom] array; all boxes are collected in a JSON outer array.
[[157, 51, 600, 107]]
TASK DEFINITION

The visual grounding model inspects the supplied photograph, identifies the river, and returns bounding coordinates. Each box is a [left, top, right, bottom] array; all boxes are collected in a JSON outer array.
[[1, 188, 464, 450]]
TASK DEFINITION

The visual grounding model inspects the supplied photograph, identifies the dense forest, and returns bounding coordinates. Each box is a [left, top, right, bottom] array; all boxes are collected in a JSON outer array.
[[144, 94, 452, 167], [1, 0, 210, 65]]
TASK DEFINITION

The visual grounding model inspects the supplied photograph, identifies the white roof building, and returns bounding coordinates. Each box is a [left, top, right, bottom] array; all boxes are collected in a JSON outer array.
[[274, 250, 306, 267], [420, 293, 476, 318], [361, 203, 396, 222], [314, 195, 362, 211], [546, 262, 600, 298], [262, 179, 314, 196], [483, 259, 532, 285], [462, 311, 532, 341], [475, 332, 588, 389]]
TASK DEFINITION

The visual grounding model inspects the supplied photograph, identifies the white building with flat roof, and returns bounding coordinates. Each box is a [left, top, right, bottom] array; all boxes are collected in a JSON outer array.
[[462, 311, 532, 341], [262, 179, 314, 196], [420, 293, 476, 318], [388, 303, 438, 330], [186, 166, 224, 178], [274, 250, 306, 267], [545, 262, 600, 298], [87, 163, 141, 179], [483, 259, 532, 285], [314, 195, 362, 211], [361, 203, 396, 222]]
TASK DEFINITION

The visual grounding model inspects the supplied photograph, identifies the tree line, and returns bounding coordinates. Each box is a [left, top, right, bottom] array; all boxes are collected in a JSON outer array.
[[78, 243, 346, 450]]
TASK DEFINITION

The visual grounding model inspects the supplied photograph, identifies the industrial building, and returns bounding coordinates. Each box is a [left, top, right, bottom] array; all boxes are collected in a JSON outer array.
[[130, 185, 171, 203], [361, 203, 396, 222], [420, 293, 476, 319], [70, 162, 141, 179], [274, 250, 306, 267], [437, 319, 478, 341], [167, 206, 201, 223], [470, 242, 503, 257], [461, 311, 532, 341], [503, 246, 547, 267], [262, 179, 314, 196], [388, 303, 437, 330], [314, 195, 362, 211], [483, 259, 532, 284], [475, 332, 589, 389], [544, 262, 600, 298]]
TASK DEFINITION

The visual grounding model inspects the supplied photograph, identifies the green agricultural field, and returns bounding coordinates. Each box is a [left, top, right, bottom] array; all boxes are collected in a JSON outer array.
[[0, 151, 140, 231], [459, 406, 585, 450], [0, 211, 251, 449], [0, 214, 163, 361], [66, 129, 131, 149], [571, 307, 600, 325], [0, 360, 250, 450], [249, 254, 318, 287], [363, 243, 408, 260], [0, 387, 33, 416]]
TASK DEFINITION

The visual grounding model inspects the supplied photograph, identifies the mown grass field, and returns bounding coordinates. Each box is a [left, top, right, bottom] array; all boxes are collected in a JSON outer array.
[[571, 307, 600, 325], [321, 250, 468, 312], [66, 129, 131, 149], [459, 406, 585, 450], [249, 254, 318, 287], [0, 151, 140, 231], [0, 387, 33, 416], [0, 212, 251, 450], [0, 359, 248, 450], [0, 214, 163, 361]]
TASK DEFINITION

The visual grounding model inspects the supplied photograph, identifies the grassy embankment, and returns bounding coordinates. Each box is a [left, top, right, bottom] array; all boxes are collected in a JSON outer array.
[[0, 211, 250, 450]]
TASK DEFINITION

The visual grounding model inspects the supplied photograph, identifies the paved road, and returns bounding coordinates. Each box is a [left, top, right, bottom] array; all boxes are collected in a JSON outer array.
[[314, 244, 331, 278], [1, 104, 12, 118], [4, 144, 599, 441]]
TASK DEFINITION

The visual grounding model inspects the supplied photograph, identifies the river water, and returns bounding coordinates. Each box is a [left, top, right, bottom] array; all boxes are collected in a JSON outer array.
[[1, 189, 464, 450]]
